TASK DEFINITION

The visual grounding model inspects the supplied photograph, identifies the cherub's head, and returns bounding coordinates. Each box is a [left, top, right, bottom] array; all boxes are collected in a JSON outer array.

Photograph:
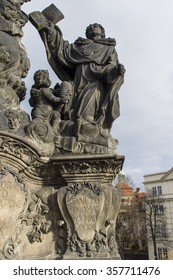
[[34, 70, 51, 88]]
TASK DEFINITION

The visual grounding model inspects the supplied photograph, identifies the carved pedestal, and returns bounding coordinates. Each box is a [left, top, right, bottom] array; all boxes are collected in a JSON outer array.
[[53, 154, 124, 259], [0, 132, 124, 259], [0, 132, 55, 259]]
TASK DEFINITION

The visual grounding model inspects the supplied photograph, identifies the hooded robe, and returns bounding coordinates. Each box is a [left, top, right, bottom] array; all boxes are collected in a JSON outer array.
[[39, 25, 124, 129]]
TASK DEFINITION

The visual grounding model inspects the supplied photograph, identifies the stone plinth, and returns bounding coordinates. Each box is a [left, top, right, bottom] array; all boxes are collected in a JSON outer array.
[[52, 154, 124, 259], [0, 132, 124, 259]]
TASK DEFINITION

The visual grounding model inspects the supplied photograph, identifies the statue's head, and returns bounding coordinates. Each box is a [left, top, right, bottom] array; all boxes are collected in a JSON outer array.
[[0, 0, 28, 30], [34, 70, 51, 88], [5, 109, 20, 130], [85, 23, 105, 40]]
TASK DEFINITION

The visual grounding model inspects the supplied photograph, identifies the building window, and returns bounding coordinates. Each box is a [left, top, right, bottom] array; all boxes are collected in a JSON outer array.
[[157, 186, 162, 195], [158, 248, 168, 259], [163, 248, 168, 259], [156, 224, 166, 237], [153, 187, 157, 195], [155, 204, 164, 215], [152, 186, 162, 196]]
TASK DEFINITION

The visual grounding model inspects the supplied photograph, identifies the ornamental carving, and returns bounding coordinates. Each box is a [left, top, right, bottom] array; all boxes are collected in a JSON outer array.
[[0, 134, 39, 165], [56, 220, 67, 256], [21, 188, 52, 244], [67, 182, 100, 196], [0, 162, 29, 259], [55, 159, 123, 175], [0, 0, 30, 108], [57, 181, 121, 259]]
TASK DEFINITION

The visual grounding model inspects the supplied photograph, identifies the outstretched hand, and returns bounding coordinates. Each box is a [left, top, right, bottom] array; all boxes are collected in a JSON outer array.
[[118, 64, 126, 75]]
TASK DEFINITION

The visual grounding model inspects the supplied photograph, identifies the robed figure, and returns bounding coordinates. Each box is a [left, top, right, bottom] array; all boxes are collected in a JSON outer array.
[[29, 8, 125, 148]]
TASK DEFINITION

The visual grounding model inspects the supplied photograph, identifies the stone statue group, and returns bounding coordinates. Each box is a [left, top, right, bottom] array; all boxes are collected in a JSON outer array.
[[0, 1, 125, 260], [0, 1, 125, 156]]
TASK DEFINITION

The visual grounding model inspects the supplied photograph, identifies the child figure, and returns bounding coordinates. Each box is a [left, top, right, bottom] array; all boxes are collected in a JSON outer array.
[[29, 69, 68, 134]]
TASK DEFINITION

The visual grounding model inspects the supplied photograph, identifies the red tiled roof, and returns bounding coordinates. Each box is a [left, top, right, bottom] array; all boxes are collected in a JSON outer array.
[[116, 183, 134, 195], [116, 183, 145, 198]]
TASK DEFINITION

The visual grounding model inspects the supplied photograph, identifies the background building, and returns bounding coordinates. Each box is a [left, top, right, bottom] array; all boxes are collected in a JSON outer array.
[[143, 168, 173, 259], [116, 173, 148, 259]]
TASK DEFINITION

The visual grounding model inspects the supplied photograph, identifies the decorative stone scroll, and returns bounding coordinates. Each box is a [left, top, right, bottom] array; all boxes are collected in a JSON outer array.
[[0, 163, 28, 259]]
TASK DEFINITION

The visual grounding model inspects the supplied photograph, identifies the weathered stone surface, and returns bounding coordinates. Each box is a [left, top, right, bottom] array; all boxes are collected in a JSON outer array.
[[29, 4, 64, 30], [29, 11, 50, 31], [0, 2, 125, 260], [0, 0, 30, 109], [0, 137, 63, 259], [0, 164, 28, 259], [0, 3, 125, 158], [55, 154, 124, 259], [57, 184, 121, 259], [28, 4, 125, 156], [0, 130, 124, 259], [42, 4, 64, 24]]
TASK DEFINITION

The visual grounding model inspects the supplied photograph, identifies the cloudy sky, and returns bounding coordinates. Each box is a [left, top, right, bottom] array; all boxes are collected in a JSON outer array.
[[21, 0, 173, 189]]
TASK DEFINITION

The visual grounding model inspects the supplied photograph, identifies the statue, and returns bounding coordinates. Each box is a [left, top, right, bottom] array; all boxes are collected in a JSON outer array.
[[25, 69, 72, 155], [28, 6, 124, 259], [5, 108, 29, 136], [29, 69, 69, 134], [0, 0, 31, 139], [0, 0, 30, 106], [29, 5, 125, 154], [0, 3, 125, 260]]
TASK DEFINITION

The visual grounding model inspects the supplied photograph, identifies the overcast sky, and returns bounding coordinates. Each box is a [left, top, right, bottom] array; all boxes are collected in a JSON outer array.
[[21, 0, 173, 189]]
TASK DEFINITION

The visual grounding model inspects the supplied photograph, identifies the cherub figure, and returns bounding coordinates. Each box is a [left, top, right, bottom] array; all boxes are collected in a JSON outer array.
[[29, 70, 68, 134]]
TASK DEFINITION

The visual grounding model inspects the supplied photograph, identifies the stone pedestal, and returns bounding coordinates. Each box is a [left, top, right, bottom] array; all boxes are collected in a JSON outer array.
[[0, 132, 124, 259], [53, 154, 124, 259]]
